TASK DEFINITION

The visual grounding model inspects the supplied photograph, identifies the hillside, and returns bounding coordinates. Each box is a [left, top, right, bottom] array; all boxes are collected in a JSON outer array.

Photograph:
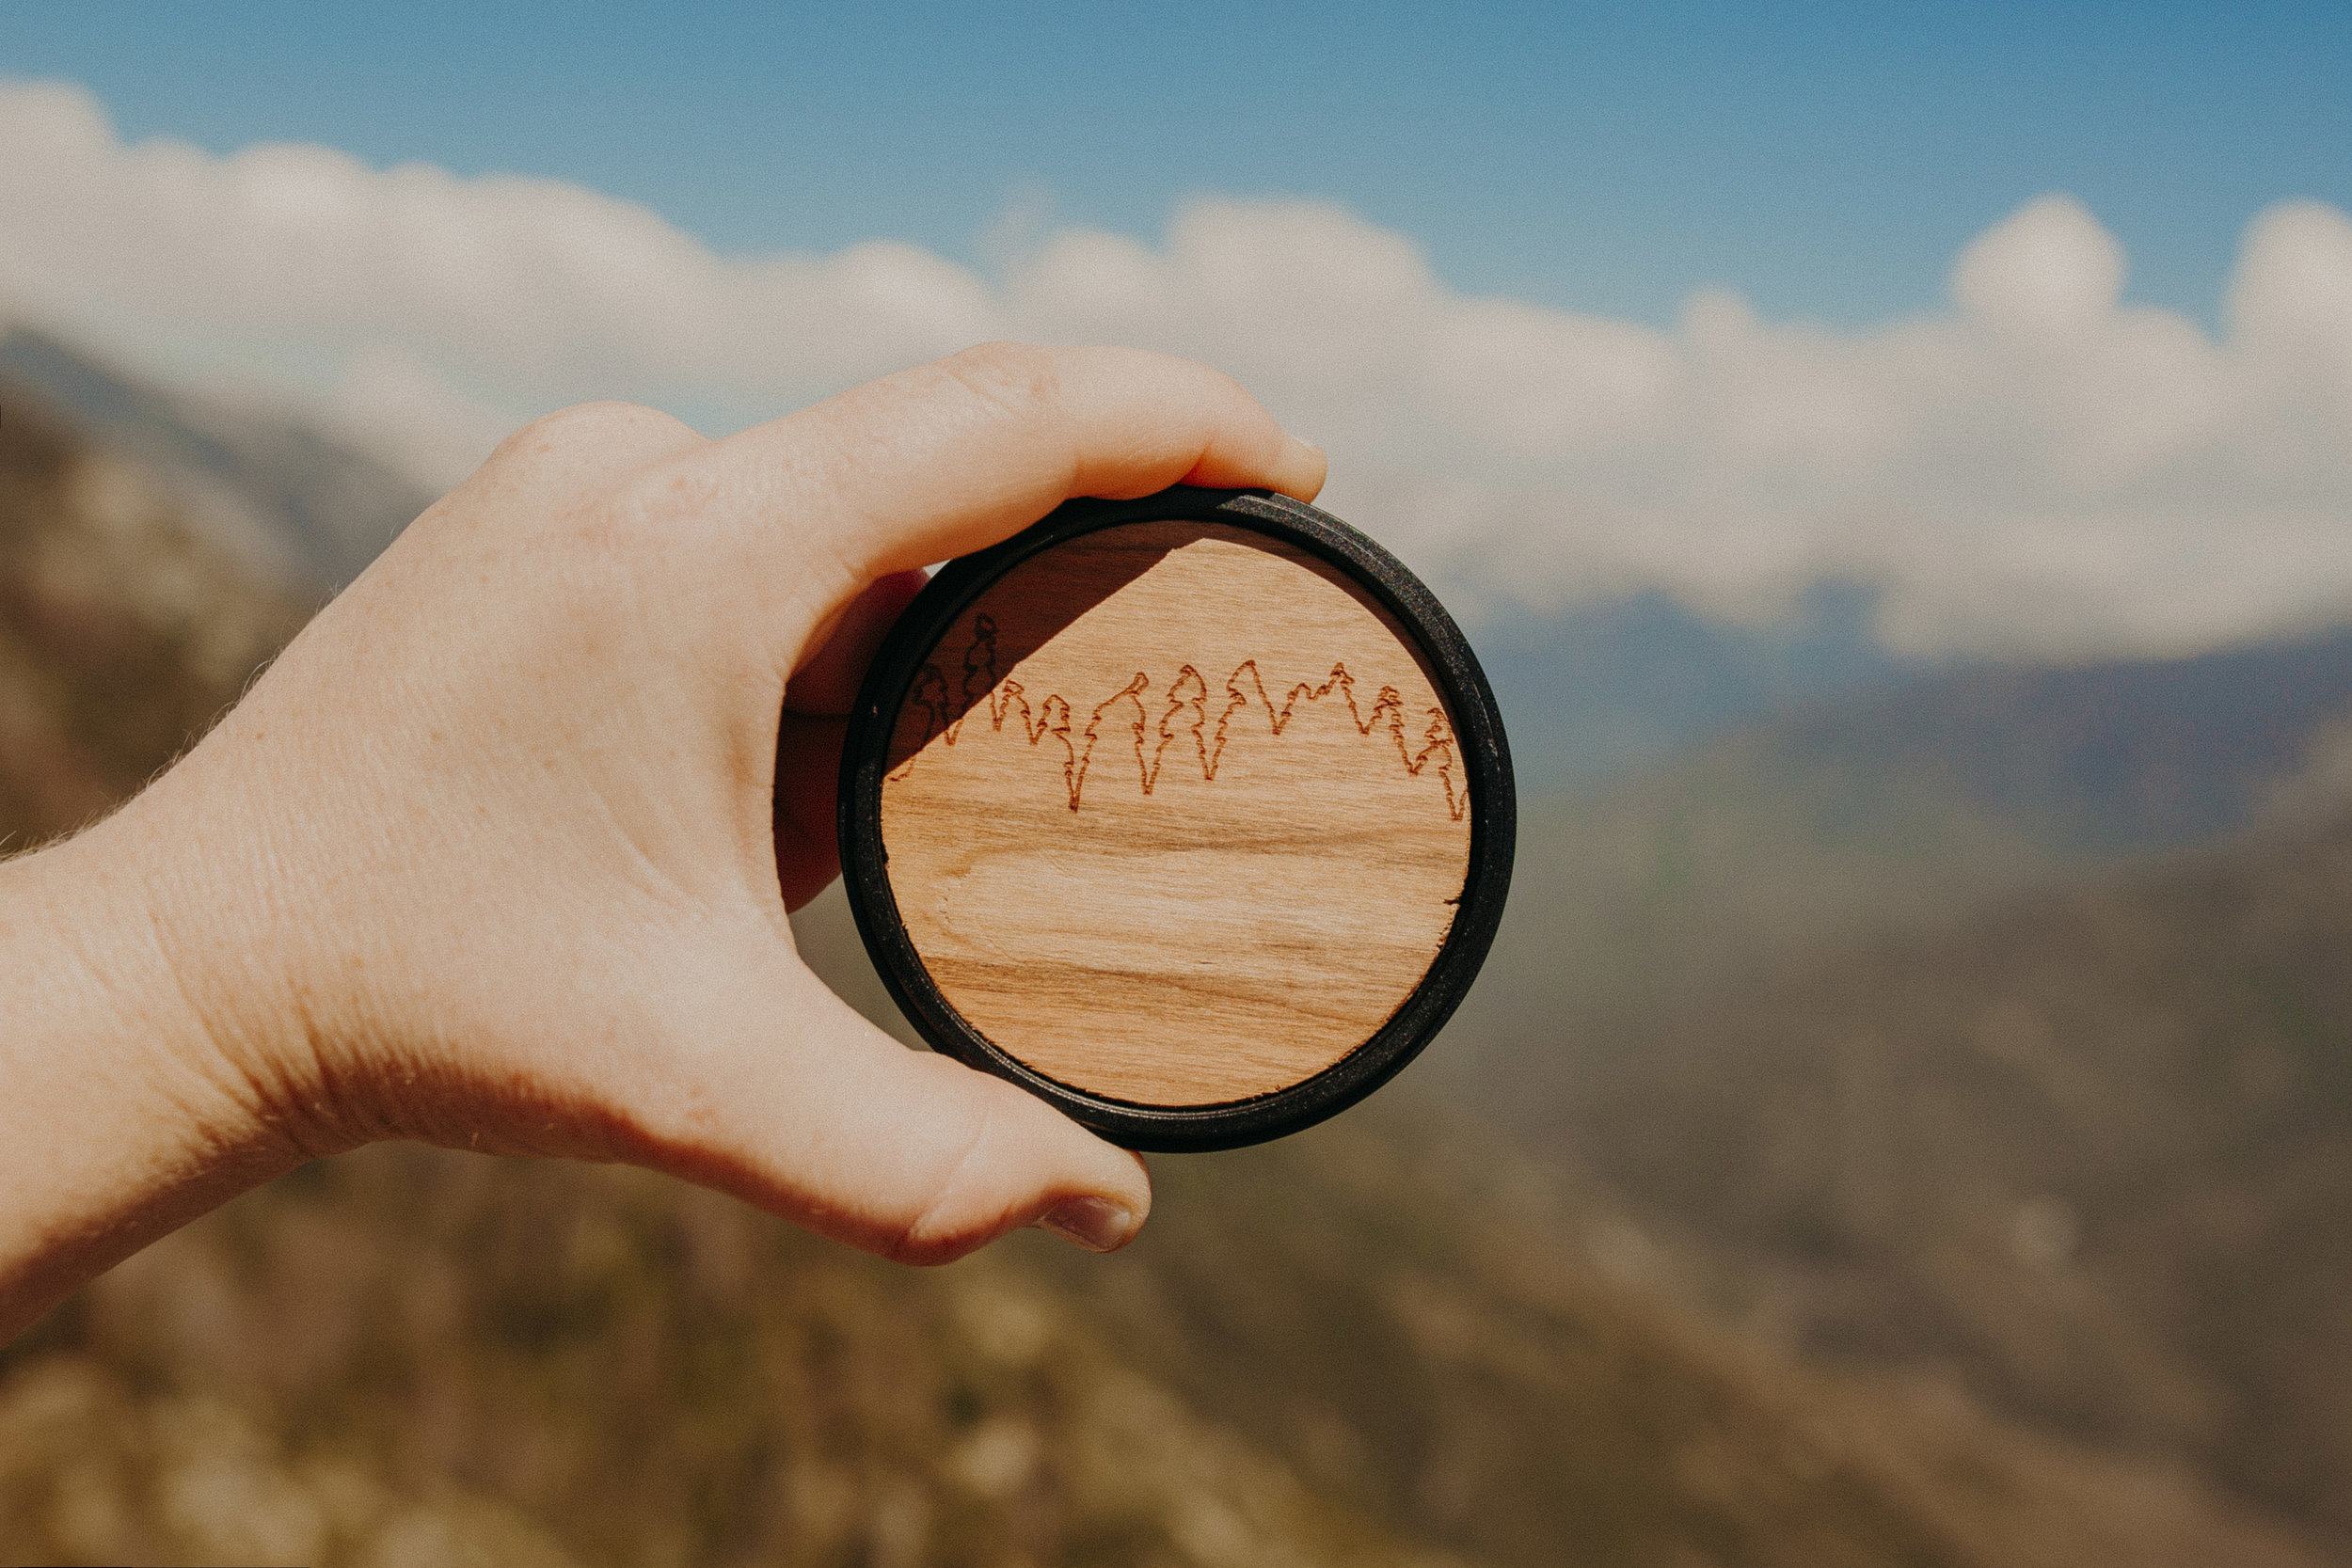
[[14, 1100, 2342, 1568], [1433, 628, 2352, 1132], [0, 353, 311, 841], [0, 327, 429, 594], [1550, 806, 2352, 1543], [806, 883, 2351, 1568]]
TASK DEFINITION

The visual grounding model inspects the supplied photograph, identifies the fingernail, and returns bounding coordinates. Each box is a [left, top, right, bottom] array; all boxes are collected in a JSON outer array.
[[1033, 1196, 1138, 1253]]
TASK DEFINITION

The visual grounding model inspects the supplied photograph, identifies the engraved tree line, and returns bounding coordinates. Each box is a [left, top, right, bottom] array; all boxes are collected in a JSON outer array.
[[888, 615, 1468, 819]]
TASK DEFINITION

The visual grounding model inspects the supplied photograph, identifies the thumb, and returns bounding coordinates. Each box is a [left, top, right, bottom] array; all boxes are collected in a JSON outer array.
[[631, 932, 1149, 1263]]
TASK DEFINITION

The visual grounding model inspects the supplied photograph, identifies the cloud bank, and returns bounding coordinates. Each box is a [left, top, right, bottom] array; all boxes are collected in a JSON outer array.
[[3, 78, 2349, 658]]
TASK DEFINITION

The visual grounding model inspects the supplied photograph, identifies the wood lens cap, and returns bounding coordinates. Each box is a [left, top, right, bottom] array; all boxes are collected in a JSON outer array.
[[837, 487, 1514, 1151]]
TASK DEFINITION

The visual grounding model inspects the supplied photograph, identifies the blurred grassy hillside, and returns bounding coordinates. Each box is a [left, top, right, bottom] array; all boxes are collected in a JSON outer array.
[[1557, 808, 2352, 1541], [1423, 596, 2352, 1556], [16, 1104, 2339, 1568], [4, 340, 2348, 1566], [0, 372, 308, 839]]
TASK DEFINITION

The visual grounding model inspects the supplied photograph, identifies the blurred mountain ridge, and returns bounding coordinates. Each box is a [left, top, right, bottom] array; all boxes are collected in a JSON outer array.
[[0, 326, 432, 594], [1540, 800, 2352, 1541], [1473, 580, 1923, 788], [1439, 617, 2352, 1127], [0, 355, 310, 838]]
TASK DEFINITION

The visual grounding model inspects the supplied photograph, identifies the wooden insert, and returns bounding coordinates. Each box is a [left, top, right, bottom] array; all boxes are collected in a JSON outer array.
[[878, 519, 1472, 1106]]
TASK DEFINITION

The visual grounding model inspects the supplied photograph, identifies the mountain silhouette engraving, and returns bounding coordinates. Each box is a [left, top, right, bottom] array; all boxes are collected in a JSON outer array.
[[888, 614, 1467, 819]]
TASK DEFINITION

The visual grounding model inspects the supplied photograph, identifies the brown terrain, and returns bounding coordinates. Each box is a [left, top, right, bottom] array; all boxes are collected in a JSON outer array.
[[1560, 816, 2352, 1542], [2, 333, 2348, 1565]]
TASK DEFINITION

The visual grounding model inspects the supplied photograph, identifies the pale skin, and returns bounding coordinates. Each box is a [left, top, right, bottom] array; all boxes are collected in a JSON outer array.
[[0, 343, 1327, 1341]]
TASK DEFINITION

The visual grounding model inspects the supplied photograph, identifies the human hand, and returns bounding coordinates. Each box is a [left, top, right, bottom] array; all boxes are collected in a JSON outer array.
[[0, 344, 1325, 1335]]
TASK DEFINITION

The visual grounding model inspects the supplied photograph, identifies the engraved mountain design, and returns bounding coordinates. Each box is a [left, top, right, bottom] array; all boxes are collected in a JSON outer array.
[[889, 614, 1467, 818]]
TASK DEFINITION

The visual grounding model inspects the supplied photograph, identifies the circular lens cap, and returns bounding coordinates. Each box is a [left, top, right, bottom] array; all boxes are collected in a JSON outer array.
[[835, 486, 1513, 1151]]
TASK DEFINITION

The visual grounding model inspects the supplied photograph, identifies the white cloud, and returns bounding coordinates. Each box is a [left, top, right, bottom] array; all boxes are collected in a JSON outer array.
[[3, 78, 2350, 658]]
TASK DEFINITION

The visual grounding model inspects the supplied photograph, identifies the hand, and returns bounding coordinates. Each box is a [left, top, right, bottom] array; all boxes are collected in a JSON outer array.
[[0, 343, 1325, 1337]]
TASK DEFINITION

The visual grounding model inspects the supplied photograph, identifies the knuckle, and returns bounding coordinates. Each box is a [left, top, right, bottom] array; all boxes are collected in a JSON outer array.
[[1195, 359, 1248, 402], [882, 1077, 1003, 1264], [938, 341, 1062, 420], [501, 398, 646, 452], [483, 401, 696, 480], [603, 458, 723, 533], [885, 1188, 975, 1267], [1153, 354, 1247, 420]]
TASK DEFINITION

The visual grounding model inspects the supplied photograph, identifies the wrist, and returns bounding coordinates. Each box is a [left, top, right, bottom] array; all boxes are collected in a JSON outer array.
[[0, 808, 313, 1338]]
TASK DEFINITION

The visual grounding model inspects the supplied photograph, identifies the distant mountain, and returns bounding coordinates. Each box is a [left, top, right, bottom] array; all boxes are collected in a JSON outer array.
[[1549, 805, 2352, 1544], [1432, 626, 2352, 1128], [1751, 631, 2352, 853], [0, 327, 432, 592], [1473, 580, 1922, 788], [0, 355, 309, 842]]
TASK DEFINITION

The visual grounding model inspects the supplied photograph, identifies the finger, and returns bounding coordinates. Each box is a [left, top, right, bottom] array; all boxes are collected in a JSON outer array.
[[705, 343, 1326, 584], [633, 942, 1152, 1264], [774, 571, 929, 910], [772, 712, 844, 911], [786, 569, 929, 717]]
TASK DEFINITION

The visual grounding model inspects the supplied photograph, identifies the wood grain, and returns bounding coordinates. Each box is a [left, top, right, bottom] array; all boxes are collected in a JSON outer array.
[[879, 520, 1472, 1106]]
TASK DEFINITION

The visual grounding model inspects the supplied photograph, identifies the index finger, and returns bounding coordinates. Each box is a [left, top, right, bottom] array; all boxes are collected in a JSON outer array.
[[708, 342, 1326, 585]]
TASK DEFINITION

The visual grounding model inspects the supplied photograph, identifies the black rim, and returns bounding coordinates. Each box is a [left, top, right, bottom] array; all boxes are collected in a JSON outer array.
[[834, 486, 1516, 1152]]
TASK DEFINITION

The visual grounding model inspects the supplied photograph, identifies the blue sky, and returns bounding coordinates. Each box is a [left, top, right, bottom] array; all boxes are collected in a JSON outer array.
[[8, 0, 2349, 329]]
